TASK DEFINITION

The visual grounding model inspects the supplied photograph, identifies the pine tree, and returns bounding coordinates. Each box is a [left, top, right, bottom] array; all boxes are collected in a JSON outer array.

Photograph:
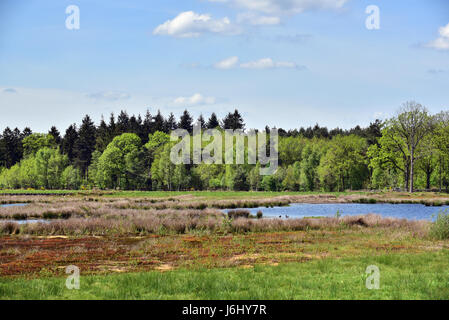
[[222, 109, 245, 130], [95, 117, 110, 153], [21, 127, 33, 139], [153, 110, 165, 133], [206, 113, 220, 129], [165, 112, 177, 132], [117, 110, 130, 134], [108, 113, 117, 138], [178, 110, 193, 133], [62, 124, 78, 163], [136, 114, 146, 142], [197, 114, 206, 129], [142, 110, 153, 142], [74, 115, 96, 177], [48, 126, 62, 147], [0, 127, 23, 168], [129, 115, 142, 135]]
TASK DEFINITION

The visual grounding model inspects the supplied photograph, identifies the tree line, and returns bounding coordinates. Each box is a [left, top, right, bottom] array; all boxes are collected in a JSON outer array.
[[0, 101, 447, 192]]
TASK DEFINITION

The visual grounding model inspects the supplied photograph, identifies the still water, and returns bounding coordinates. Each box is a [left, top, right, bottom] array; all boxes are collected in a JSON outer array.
[[225, 203, 449, 221], [0, 203, 46, 224], [0, 203, 27, 208]]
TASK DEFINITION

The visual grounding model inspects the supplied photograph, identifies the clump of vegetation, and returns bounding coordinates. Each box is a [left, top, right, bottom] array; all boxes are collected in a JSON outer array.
[[0, 221, 20, 234], [430, 210, 449, 240], [353, 198, 377, 204], [256, 210, 263, 219], [335, 210, 341, 218], [227, 210, 250, 219]]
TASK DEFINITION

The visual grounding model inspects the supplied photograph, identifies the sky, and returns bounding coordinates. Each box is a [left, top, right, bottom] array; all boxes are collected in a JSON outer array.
[[0, 0, 448, 133]]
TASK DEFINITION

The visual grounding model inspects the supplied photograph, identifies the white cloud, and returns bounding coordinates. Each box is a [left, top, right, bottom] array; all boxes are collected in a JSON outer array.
[[236, 12, 280, 25], [214, 56, 239, 69], [2, 88, 17, 94], [212, 57, 304, 69], [153, 11, 238, 38], [86, 91, 130, 101], [174, 93, 216, 106], [210, 0, 348, 15], [427, 23, 449, 50], [239, 58, 301, 69]]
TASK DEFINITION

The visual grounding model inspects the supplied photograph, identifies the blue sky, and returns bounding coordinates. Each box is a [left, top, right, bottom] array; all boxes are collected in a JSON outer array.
[[0, 0, 448, 132]]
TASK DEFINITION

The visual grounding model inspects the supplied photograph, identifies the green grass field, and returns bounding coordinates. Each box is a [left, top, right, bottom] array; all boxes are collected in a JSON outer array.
[[2, 251, 449, 300]]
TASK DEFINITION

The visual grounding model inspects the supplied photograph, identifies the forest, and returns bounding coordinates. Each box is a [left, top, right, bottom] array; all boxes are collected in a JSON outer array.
[[0, 101, 448, 192]]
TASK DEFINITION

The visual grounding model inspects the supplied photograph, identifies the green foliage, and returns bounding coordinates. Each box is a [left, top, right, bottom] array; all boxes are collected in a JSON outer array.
[[0, 147, 67, 189], [232, 166, 249, 191], [248, 162, 262, 191], [0, 103, 446, 192], [22, 133, 56, 157], [430, 210, 449, 240], [94, 133, 143, 190], [318, 135, 369, 191], [151, 143, 176, 190], [61, 165, 82, 190]]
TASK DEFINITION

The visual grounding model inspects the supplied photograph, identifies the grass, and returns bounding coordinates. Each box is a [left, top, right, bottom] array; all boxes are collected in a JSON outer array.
[[1, 250, 449, 299], [1, 191, 449, 300], [430, 210, 449, 240]]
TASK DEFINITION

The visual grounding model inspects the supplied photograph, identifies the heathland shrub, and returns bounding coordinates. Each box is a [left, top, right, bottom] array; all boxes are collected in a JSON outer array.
[[0, 222, 20, 235], [227, 210, 250, 219], [430, 210, 449, 240]]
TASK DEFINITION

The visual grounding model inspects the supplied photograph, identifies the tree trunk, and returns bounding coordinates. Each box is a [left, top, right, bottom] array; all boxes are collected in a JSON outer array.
[[439, 156, 442, 192], [409, 147, 414, 193], [404, 167, 409, 192]]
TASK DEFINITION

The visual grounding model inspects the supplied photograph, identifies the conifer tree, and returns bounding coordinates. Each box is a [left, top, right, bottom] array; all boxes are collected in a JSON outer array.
[[206, 112, 220, 129], [74, 115, 96, 177]]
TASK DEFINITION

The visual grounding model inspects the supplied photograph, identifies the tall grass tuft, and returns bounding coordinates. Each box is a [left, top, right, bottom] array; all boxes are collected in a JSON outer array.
[[227, 210, 250, 219], [430, 210, 449, 240]]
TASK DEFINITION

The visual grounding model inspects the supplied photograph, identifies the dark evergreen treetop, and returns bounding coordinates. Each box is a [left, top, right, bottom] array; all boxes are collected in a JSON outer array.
[[141, 109, 153, 143], [152, 110, 165, 133], [178, 109, 193, 133], [95, 117, 110, 153], [62, 124, 78, 163], [206, 112, 220, 129], [0, 127, 23, 168], [197, 114, 206, 129], [117, 110, 130, 135], [48, 126, 62, 146], [165, 112, 177, 132], [21, 127, 33, 139], [74, 115, 96, 177], [222, 109, 245, 130]]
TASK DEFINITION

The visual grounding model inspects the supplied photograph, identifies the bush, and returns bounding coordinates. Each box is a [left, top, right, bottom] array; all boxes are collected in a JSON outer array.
[[256, 210, 263, 219], [430, 210, 449, 240]]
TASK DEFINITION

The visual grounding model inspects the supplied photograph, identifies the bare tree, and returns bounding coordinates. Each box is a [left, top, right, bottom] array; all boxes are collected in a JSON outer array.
[[392, 101, 434, 192]]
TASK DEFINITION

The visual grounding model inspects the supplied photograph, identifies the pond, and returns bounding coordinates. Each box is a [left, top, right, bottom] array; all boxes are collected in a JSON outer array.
[[224, 203, 449, 221], [0, 203, 28, 208], [2, 219, 48, 224], [0, 203, 46, 224]]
